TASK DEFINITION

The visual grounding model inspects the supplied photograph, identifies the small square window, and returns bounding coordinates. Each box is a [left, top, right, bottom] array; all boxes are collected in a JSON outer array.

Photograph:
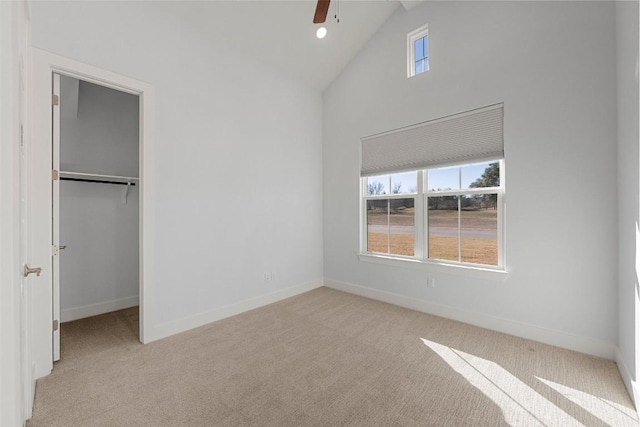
[[408, 25, 429, 78]]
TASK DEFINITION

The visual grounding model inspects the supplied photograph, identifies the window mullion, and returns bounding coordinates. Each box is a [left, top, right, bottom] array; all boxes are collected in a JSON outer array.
[[387, 176, 391, 254], [361, 178, 365, 253], [386, 199, 391, 254], [364, 194, 418, 201], [457, 196, 461, 262], [458, 167, 462, 262], [415, 170, 425, 259], [424, 170, 429, 260], [498, 159, 505, 268], [426, 187, 499, 197]]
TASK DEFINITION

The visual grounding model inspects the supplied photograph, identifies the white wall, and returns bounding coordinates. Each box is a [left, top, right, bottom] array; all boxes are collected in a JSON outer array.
[[60, 78, 139, 176], [30, 1, 323, 333], [323, 1, 619, 357], [59, 77, 140, 321], [616, 0, 640, 403]]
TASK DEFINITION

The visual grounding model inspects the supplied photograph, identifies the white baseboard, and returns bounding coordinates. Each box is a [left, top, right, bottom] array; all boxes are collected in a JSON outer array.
[[149, 280, 324, 342], [616, 347, 640, 406], [61, 295, 139, 322], [324, 278, 616, 359]]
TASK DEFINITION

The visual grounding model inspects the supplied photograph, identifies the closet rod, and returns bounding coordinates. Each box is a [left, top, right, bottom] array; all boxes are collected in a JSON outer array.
[[60, 177, 136, 186]]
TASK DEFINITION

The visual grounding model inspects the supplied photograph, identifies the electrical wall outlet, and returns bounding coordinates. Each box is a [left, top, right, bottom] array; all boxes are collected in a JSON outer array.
[[426, 277, 435, 288]]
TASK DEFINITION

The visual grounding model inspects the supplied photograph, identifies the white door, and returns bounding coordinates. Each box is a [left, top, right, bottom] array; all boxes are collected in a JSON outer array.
[[29, 57, 56, 379], [18, 35, 33, 420], [52, 73, 61, 361]]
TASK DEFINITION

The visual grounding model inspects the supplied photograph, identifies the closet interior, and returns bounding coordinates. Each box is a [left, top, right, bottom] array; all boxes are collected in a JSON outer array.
[[57, 75, 140, 335]]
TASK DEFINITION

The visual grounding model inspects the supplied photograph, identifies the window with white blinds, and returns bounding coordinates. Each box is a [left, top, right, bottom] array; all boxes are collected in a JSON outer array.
[[360, 104, 504, 177], [359, 104, 505, 270]]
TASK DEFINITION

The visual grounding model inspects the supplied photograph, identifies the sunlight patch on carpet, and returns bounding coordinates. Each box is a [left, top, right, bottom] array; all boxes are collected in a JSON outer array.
[[421, 338, 581, 427], [536, 376, 639, 426]]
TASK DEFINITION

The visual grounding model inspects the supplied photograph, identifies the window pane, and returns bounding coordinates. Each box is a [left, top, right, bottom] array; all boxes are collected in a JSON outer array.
[[461, 199, 498, 265], [462, 161, 500, 189], [390, 171, 417, 194], [367, 174, 389, 195], [422, 58, 429, 72], [428, 196, 459, 261], [423, 36, 429, 60], [415, 59, 425, 75], [389, 198, 414, 256], [367, 199, 389, 253], [427, 166, 459, 191], [419, 59, 428, 73], [415, 38, 424, 59]]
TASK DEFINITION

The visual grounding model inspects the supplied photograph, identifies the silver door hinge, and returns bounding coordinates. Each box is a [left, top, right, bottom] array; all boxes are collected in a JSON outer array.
[[52, 170, 59, 180], [53, 320, 59, 331], [52, 245, 66, 256], [52, 94, 59, 106]]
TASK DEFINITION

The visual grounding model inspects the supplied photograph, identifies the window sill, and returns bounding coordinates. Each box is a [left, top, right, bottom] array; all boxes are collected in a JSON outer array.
[[357, 253, 508, 281]]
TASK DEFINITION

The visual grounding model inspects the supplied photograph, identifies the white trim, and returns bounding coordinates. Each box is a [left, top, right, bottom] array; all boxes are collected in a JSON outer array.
[[424, 186, 500, 197], [358, 252, 507, 280], [52, 73, 60, 362], [616, 347, 640, 407], [148, 280, 324, 342], [60, 296, 139, 323], [324, 278, 615, 359], [138, 80, 155, 344], [364, 192, 418, 200]]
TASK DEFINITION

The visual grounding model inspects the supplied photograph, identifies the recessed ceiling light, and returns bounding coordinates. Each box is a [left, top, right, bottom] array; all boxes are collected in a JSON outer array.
[[316, 27, 327, 39]]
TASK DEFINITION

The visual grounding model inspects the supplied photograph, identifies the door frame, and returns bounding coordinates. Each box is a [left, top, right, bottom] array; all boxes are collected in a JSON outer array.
[[30, 48, 156, 379]]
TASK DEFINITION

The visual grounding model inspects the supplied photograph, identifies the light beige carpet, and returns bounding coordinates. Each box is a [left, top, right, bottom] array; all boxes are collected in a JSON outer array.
[[28, 287, 638, 426]]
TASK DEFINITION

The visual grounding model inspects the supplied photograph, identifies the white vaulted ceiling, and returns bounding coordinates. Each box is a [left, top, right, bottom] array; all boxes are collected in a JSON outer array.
[[154, 1, 401, 91]]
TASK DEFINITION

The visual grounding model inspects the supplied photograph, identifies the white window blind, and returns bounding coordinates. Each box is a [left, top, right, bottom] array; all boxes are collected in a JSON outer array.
[[360, 104, 504, 177]]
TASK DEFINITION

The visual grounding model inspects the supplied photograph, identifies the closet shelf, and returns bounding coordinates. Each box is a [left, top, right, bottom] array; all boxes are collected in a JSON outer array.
[[59, 171, 139, 186]]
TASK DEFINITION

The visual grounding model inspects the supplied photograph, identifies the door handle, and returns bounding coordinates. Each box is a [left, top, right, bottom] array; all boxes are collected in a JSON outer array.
[[23, 265, 43, 277], [59, 245, 66, 250]]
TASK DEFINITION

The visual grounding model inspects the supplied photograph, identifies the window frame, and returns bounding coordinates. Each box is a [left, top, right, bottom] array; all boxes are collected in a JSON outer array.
[[362, 176, 421, 259], [407, 24, 429, 78], [360, 160, 506, 272]]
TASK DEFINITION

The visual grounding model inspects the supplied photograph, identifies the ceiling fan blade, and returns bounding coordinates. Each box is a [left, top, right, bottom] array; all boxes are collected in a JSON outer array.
[[313, 0, 331, 24]]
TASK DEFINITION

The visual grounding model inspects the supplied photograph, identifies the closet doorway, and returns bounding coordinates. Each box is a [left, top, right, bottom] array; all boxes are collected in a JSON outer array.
[[52, 74, 140, 361], [30, 49, 155, 378]]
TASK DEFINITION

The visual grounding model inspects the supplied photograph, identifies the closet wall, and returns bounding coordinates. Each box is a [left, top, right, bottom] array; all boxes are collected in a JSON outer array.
[[59, 76, 140, 322]]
